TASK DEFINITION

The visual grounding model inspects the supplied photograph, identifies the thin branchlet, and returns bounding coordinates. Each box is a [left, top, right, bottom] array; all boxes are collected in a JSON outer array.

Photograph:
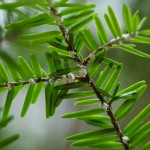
[[0, 75, 86, 89], [0, 77, 53, 88], [48, 2, 130, 150], [83, 33, 136, 65]]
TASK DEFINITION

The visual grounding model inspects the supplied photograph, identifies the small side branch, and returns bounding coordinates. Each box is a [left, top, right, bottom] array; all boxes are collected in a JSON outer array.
[[0, 77, 54, 89], [83, 33, 136, 65]]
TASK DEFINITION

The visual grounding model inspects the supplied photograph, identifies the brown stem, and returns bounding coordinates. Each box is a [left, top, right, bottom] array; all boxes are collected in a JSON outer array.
[[83, 33, 136, 65], [107, 107, 130, 150], [85, 74, 130, 149], [0, 77, 54, 88], [49, 3, 130, 150]]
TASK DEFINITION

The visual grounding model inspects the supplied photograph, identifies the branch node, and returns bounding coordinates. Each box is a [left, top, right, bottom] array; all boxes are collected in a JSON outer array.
[[122, 136, 130, 144], [100, 102, 109, 111], [79, 68, 87, 77], [7, 84, 12, 91], [29, 78, 35, 84]]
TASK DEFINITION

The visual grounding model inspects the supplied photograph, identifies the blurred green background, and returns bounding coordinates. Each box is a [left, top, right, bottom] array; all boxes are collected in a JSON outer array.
[[0, 0, 150, 150]]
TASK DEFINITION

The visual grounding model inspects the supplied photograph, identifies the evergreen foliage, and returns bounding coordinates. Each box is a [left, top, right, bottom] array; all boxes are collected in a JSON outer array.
[[0, 109, 19, 148], [0, 0, 150, 149]]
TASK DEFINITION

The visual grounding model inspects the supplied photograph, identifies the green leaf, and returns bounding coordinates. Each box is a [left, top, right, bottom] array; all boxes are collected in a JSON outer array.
[[48, 41, 67, 51], [70, 29, 77, 45], [60, 4, 95, 16], [54, 0, 69, 7], [60, 91, 94, 99], [79, 28, 99, 52], [49, 84, 58, 116], [0, 134, 19, 148], [74, 99, 99, 106], [20, 31, 61, 40], [77, 115, 110, 122], [31, 82, 43, 104], [0, 87, 7, 93], [54, 89, 68, 107], [49, 67, 79, 77], [88, 50, 106, 77], [112, 82, 121, 97], [104, 64, 122, 94], [115, 44, 150, 58], [21, 85, 36, 117], [41, 69, 48, 77], [54, 82, 87, 90], [123, 44, 136, 47], [24, 17, 54, 28], [79, 31, 95, 52], [142, 142, 150, 150], [113, 91, 137, 101], [48, 46, 71, 57], [63, 10, 94, 27], [69, 14, 96, 34], [114, 84, 147, 120], [59, 3, 95, 9], [45, 84, 52, 118], [96, 63, 113, 88], [85, 120, 113, 129], [29, 37, 55, 45], [2, 87, 20, 119], [117, 80, 145, 95], [0, 52, 20, 82], [107, 6, 122, 37], [132, 36, 150, 44], [139, 29, 150, 36], [60, 8, 83, 16], [94, 15, 108, 44], [18, 56, 34, 79], [63, 60, 69, 69], [66, 129, 114, 140], [104, 13, 117, 38], [45, 81, 58, 117], [0, 0, 44, 9], [90, 141, 123, 149], [48, 43, 71, 53], [51, 51, 63, 71], [62, 108, 105, 118], [83, 28, 99, 50], [0, 116, 13, 128], [131, 10, 140, 32], [124, 104, 150, 135], [5, 62, 20, 82], [98, 88, 112, 98], [123, 4, 132, 33], [72, 135, 119, 147], [0, 63, 8, 83], [5, 13, 50, 30], [103, 57, 120, 67], [45, 52, 56, 73], [0, 77, 4, 84], [130, 121, 150, 142], [74, 33, 84, 52], [130, 126, 150, 148], [137, 17, 147, 31], [55, 53, 74, 61], [17, 65, 29, 81], [59, 0, 69, 3], [30, 55, 43, 78]]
